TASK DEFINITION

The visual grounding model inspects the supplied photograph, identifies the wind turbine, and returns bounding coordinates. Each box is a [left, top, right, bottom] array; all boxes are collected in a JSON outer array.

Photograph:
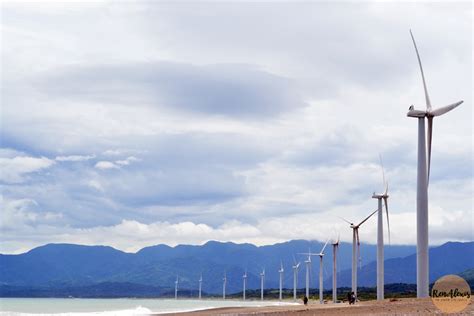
[[198, 274, 203, 300], [174, 275, 178, 300], [222, 271, 227, 300], [292, 257, 301, 301], [278, 261, 284, 301], [317, 239, 330, 304], [407, 30, 463, 298], [242, 269, 247, 301], [298, 248, 319, 299], [372, 156, 391, 301], [332, 234, 340, 303], [260, 268, 265, 301], [340, 209, 377, 299]]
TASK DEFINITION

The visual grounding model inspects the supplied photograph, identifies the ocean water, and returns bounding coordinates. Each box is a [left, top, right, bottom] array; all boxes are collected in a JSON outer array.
[[0, 298, 298, 315]]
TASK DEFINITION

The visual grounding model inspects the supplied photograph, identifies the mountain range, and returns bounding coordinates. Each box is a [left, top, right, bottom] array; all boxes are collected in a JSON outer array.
[[1, 240, 472, 297]]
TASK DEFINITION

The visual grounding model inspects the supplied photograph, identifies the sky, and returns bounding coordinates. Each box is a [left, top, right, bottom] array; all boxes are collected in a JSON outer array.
[[0, 1, 472, 254]]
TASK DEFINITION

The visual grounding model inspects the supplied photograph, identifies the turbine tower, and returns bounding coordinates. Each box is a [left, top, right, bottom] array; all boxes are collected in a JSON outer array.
[[317, 239, 330, 304], [299, 248, 319, 299], [292, 258, 300, 301], [222, 271, 227, 300], [278, 261, 284, 301], [260, 268, 265, 301], [174, 275, 178, 300], [242, 270, 247, 301], [372, 156, 391, 301], [198, 274, 202, 300], [340, 209, 377, 299], [332, 235, 340, 303], [407, 30, 463, 298]]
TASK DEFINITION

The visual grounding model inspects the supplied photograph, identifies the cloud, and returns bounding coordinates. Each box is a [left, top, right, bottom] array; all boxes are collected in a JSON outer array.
[[0, 1, 471, 254], [0, 155, 55, 183], [94, 161, 119, 170], [115, 156, 139, 166], [56, 154, 95, 162], [38, 62, 305, 119]]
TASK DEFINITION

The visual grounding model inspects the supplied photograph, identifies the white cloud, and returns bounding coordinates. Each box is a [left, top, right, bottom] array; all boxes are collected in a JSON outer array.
[[94, 161, 119, 170], [115, 156, 139, 166], [0, 156, 55, 183], [56, 154, 95, 162]]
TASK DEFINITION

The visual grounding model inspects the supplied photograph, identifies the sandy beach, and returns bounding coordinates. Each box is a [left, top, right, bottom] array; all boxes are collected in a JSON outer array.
[[157, 298, 474, 315]]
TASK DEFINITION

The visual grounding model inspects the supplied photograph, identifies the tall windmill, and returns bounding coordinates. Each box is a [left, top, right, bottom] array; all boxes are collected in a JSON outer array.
[[260, 268, 265, 301], [316, 239, 330, 304], [292, 257, 301, 301], [407, 30, 463, 298], [242, 269, 247, 301], [331, 235, 340, 303], [278, 261, 284, 301], [372, 156, 391, 300], [198, 274, 203, 300], [340, 209, 377, 299], [298, 248, 319, 299], [174, 275, 179, 300], [222, 271, 227, 300]]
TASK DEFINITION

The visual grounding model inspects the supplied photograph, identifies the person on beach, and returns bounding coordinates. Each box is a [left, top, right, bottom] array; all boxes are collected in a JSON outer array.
[[347, 292, 351, 304], [350, 292, 356, 305], [303, 296, 308, 305]]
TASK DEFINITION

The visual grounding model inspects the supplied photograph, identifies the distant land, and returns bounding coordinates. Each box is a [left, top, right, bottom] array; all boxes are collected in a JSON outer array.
[[0, 240, 472, 297]]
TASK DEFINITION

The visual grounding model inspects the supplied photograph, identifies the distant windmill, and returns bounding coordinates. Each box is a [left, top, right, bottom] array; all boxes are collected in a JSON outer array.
[[278, 261, 284, 301], [198, 274, 203, 300], [292, 257, 301, 301], [340, 209, 377, 299], [316, 239, 330, 304], [260, 268, 265, 301], [407, 30, 463, 298], [242, 269, 247, 301], [332, 235, 340, 303], [222, 271, 227, 300], [174, 275, 178, 300], [298, 248, 319, 299], [372, 156, 391, 300]]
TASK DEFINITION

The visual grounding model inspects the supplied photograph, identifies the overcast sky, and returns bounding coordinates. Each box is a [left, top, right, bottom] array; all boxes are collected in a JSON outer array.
[[1, 1, 472, 254]]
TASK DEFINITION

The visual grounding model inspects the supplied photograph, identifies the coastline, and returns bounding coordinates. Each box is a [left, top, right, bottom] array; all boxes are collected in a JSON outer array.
[[156, 297, 474, 315]]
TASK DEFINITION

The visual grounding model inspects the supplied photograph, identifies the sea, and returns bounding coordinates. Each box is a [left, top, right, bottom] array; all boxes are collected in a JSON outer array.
[[0, 298, 298, 315]]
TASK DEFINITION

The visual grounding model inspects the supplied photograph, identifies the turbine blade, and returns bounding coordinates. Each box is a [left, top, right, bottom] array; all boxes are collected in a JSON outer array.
[[384, 197, 391, 245], [357, 209, 378, 227], [379, 154, 386, 191], [321, 238, 330, 254], [356, 229, 361, 269], [427, 116, 433, 183], [410, 29, 431, 111], [337, 215, 352, 225], [430, 100, 463, 117]]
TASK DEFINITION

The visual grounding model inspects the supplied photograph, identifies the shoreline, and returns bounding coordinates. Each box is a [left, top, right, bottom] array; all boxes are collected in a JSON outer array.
[[155, 297, 474, 315]]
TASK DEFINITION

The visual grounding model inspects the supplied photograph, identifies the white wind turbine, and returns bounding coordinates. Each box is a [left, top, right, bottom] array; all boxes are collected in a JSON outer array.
[[174, 275, 178, 300], [278, 261, 284, 301], [260, 268, 265, 301], [298, 248, 319, 299], [331, 234, 340, 303], [292, 257, 301, 302], [407, 30, 463, 298], [198, 274, 203, 300], [242, 269, 247, 301], [340, 209, 377, 299], [316, 239, 330, 304], [372, 156, 391, 301], [222, 271, 227, 300]]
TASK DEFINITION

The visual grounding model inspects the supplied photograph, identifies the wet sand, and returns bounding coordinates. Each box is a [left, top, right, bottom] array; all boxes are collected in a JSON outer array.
[[156, 297, 474, 315]]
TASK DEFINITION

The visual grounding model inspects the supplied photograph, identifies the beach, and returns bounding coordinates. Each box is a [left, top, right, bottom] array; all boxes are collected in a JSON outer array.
[[158, 298, 474, 315]]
